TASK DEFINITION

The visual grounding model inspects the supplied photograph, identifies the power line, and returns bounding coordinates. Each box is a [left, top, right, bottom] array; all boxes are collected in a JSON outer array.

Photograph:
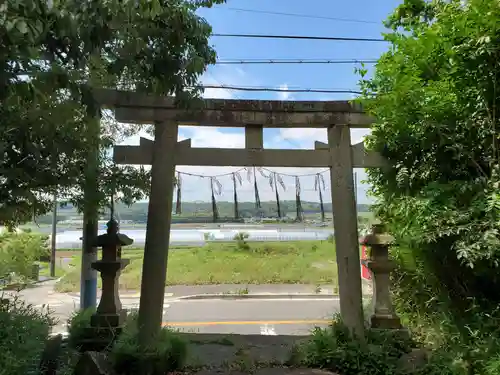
[[215, 58, 377, 65], [211, 33, 386, 42], [198, 84, 361, 94], [204, 71, 245, 100], [220, 7, 379, 25]]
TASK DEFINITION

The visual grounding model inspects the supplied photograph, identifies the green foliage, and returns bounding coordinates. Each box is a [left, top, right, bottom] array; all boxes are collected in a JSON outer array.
[[0, 231, 48, 283], [297, 315, 473, 374], [233, 232, 250, 250], [55, 241, 339, 291], [361, 0, 500, 270], [67, 310, 187, 374], [394, 261, 500, 374], [357, 215, 371, 235], [1, 0, 102, 227], [296, 315, 413, 375], [0, 297, 55, 375], [358, 0, 500, 366], [384, 0, 436, 32], [111, 315, 187, 375], [484, 354, 500, 375], [413, 351, 468, 375], [66, 308, 95, 350], [1, 0, 226, 228]]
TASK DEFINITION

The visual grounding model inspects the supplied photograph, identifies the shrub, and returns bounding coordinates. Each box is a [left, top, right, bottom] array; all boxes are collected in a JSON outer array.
[[110, 316, 187, 375], [0, 297, 55, 375], [252, 242, 300, 255], [391, 246, 500, 374], [67, 308, 95, 350], [297, 314, 411, 375], [233, 232, 250, 251], [67, 310, 187, 374], [484, 354, 500, 375], [295, 314, 475, 374], [0, 232, 49, 283], [358, 0, 500, 373], [413, 350, 468, 375]]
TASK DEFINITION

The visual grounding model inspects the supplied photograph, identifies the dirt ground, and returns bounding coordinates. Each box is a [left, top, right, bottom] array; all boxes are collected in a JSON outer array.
[[179, 369, 337, 375], [177, 333, 338, 375]]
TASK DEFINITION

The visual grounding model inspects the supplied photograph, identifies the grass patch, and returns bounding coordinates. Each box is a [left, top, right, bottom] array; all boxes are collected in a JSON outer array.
[[55, 241, 337, 292], [38, 262, 65, 278]]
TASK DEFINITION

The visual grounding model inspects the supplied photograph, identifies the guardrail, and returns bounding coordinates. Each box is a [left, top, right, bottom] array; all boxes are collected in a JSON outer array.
[[56, 232, 335, 249]]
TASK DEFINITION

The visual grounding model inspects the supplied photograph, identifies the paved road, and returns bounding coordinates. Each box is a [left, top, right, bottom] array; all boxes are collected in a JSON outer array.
[[10, 281, 341, 336], [160, 298, 337, 335], [45, 297, 338, 336]]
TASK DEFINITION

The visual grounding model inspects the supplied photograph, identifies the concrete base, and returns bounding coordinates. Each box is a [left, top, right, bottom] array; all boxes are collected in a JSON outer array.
[[78, 326, 124, 352], [368, 327, 410, 342], [77, 310, 128, 352], [370, 314, 402, 329], [90, 309, 127, 327]]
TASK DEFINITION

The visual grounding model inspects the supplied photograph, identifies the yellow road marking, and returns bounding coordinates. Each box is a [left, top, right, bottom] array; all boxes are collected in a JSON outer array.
[[162, 319, 330, 327]]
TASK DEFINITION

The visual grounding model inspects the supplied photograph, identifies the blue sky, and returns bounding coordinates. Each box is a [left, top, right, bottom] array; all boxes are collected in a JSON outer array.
[[121, 0, 402, 204]]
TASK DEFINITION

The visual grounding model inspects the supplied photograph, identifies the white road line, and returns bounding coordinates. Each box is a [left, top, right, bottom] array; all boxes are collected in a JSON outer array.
[[128, 304, 170, 314], [34, 303, 65, 309], [260, 324, 277, 336]]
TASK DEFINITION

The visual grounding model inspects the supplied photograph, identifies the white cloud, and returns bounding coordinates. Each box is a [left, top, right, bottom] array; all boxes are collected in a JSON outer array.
[[200, 74, 234, 99], [277, 83, 292, 101], [200, 65, 250, 99], [122, 129, 150, 146], [179, 126, 244, 148], [279, 128, 371, 146], [278, 128, 326, 147]]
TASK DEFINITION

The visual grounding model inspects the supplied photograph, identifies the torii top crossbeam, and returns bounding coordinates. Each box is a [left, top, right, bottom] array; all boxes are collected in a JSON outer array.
[[93, 89, 374, 128]]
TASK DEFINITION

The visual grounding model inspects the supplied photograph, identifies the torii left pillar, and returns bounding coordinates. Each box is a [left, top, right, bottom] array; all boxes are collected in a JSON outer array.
[[137, 121, 178, 344], [327, 124, 365, 338]]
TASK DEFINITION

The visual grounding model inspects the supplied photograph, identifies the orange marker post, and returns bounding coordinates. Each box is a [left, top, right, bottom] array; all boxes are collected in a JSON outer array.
[[361, 244, 371, 280]]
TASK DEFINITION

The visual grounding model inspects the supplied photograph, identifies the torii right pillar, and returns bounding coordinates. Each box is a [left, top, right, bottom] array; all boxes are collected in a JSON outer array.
[[327, 124, 365, 338]]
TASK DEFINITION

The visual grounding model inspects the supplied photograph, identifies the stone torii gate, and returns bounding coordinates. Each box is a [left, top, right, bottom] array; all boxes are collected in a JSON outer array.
[[94, 89, 385, 340]]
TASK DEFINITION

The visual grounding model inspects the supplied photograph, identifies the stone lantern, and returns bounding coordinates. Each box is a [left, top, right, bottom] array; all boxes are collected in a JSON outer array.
[[360, 223, 402, 329], [83, 216, 133, 351]]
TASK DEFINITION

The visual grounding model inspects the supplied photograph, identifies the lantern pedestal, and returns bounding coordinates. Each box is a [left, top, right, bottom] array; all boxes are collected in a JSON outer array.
[[78, 218, 133, 352], [361, 224, 402, 330]]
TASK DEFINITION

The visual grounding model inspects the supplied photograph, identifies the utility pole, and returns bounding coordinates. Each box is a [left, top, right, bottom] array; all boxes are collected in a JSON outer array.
[[50, 194, 57, 277], [80, 109, 100, 310], [79, 49, 103, 310]]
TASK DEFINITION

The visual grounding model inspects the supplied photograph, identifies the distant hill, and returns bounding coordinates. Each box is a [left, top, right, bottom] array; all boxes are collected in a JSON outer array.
[[33, 200, 372, 225]]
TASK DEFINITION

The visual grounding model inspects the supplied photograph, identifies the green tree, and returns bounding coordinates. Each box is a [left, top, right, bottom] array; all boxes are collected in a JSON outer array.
[[359, 0, 500, 347], [1, 0, 91, 228], [1, 0, 225, 228]]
